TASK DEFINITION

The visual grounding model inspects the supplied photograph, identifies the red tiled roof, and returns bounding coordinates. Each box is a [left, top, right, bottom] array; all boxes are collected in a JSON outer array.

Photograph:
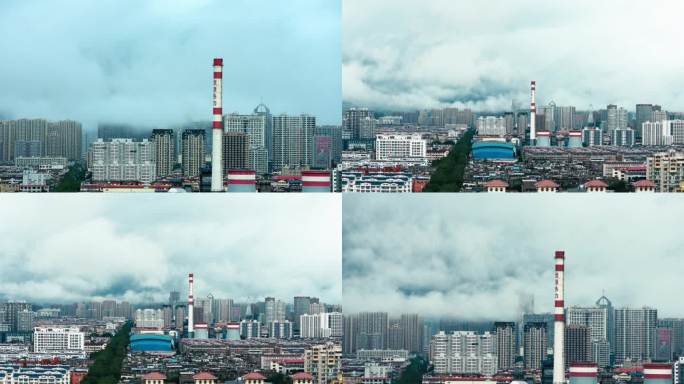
[[143, 372, 167, 380], [535, 179, 559, 188], [633, 179, 656, 187], [291, 372, 314, 380], [485, 179, 509, 188], [193, 372, 217, 380], [243, 372, 267, 380], [585, 179, 608, 188]]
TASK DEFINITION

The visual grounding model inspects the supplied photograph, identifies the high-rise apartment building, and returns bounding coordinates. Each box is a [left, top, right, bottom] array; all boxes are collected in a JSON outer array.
[[223, 113, 269, 175], [606, 104, 628, 132], [134, 309, 165, 328], [304, 342, 342, 384], [89, 138, 156, 183], [46, 120, 82, 160], [343, 108, 372, 140], [0, 301, 32, 332], [264, 298, 287, 325], [566, 306, 610, 367], [355, 312, 388, 351], [494, 322, 516, 370], [524, 322, 548, 370], [0, 119, 48, 161], [614, 307, 658, 364], [476, 116, 506, 136], [151, 129, 175, 178], [400, 314, 424, 354], [646, 150, 684, 192], [222, 132, 249, 171], [565, 324, 591, 366], [181, 129, 205, 177], [272, 114, 315, 171], [430, 331, 497, 375]]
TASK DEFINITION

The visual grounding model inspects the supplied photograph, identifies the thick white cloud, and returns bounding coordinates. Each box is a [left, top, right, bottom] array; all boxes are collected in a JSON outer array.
[[0, 195, 341, 304], [343, 0, 684, 111], [343, 195, 684, 319]]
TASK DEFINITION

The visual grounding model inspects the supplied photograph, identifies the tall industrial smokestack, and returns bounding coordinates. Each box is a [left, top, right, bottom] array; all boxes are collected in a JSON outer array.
[[188, 272, 194, 338], [530, 81, 537, 145], [553, 250, 566, 384], [211, 58, 224, 192]]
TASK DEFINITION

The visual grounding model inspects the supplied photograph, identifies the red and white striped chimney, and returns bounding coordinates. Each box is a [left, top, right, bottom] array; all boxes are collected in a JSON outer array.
[[553, 250, 565, 384], [530, 80, 537, 144], [643, 363, 673, 384], [211, 58, 224, 192], [188, 272, 195, 337]]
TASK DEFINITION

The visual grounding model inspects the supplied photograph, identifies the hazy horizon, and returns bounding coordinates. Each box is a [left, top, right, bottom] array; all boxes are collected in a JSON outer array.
[[344, 195, 684, 319]]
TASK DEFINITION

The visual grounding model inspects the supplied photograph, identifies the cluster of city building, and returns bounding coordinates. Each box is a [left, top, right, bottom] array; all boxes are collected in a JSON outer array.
[[0, 119, 82, 192], [110, 273, 343, 384], [460, 82, 684, 192], [342, 252, 682, 384]]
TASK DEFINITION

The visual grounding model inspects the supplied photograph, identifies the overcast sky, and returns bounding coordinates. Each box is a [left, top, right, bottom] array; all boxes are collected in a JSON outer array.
[[0, 0, 341, 128], [343, 0, 684, 112], [343, 195, 684, 319], [0, 195, 341, 305]]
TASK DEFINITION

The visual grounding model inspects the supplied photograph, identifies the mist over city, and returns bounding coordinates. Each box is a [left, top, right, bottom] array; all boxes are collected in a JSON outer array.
[[0, 195, 342, 304], [343, 0, 684, 112], [343, 195, 684, 318]]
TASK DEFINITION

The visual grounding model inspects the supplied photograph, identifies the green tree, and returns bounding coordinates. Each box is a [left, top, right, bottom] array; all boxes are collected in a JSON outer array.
[[81, 322, 132, 384], [395, 356, 429, 384], [423, 130, 475, 192]]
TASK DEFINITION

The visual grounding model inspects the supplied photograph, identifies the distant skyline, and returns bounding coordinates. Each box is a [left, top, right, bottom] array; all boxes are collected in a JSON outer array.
[[343, 195, 684, 319], [0, 0, 341, 128], [343, 0, 684, 112], [0, 195, 342, 304]]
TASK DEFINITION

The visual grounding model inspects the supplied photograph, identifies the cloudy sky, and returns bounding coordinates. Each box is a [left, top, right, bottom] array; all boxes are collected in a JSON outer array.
[[0, 195, 341, 304], [343, 0, 684, 112], [0, 0, 341, 128], [344, 195, 684, 319]]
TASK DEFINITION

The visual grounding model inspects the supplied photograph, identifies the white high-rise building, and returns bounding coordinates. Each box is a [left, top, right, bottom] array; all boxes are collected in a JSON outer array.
[[300, 312, 341, 339], [375, 134, 427, 161], [430, 331, 497, 376], [476, 116, 506, 136], [33, 327, 85, 354], [89, 138, 155, 183], [134, 308, 165, 329], [642, 121, 672, 146]]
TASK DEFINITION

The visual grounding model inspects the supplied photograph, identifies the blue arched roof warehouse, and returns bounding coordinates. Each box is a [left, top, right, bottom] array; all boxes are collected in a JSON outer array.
[[130, 334, 174, 353], [471, 141, 517, 160]]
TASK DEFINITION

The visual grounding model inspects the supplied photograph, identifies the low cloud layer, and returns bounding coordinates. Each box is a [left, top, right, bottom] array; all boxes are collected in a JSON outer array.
[[343, 0, 684, 112], [343, 195, 684, 319], [0, 195, 341, 304], [0, 0, 341, 127]]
